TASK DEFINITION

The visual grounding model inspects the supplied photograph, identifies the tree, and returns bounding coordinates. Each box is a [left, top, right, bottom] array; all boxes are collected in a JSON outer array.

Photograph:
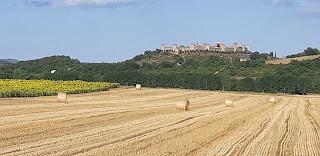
[[269, 52, 274, 58], [287, 47, 320, 58], [94, 74, 104, 82], [183, 58, 197, 67], [250, 51, 260, 60], [12, 67, 28, 79], [133, 54, 144, 61], [304, 47, 320, 56], [238, 77, 255, 92]]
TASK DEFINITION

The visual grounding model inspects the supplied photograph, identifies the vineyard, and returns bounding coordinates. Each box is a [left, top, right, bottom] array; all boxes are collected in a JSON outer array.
[[0, 79, 119, 98]]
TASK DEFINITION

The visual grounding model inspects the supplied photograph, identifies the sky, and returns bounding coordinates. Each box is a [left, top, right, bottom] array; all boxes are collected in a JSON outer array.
[[0, 0, 319, 63]]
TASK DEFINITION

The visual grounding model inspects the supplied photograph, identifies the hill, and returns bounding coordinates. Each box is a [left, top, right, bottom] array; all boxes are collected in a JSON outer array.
[[0, 47, 320, 94], [0, 59, 18, 65], [133, 50, 252, 65], [266, 55, 320, 64]]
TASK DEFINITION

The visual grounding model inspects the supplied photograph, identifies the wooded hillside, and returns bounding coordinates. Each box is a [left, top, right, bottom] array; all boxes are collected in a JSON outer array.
[[1, 48, 319, 94]]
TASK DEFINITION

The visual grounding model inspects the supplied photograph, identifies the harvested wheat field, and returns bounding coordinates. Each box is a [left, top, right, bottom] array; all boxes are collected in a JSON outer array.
[[0, 88, 319, 156]]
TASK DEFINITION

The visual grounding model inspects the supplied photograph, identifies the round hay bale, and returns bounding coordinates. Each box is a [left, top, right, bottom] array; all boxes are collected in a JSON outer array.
[[225, 99, 234, 107], [136, 84, 141, 90], [176, 99, 190, 111], [270, 96, 276, 103], [57, 92, 67, 103]]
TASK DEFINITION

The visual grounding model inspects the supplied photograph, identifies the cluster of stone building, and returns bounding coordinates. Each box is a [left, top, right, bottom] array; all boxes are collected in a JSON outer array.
[[160, 42, 250, 55]]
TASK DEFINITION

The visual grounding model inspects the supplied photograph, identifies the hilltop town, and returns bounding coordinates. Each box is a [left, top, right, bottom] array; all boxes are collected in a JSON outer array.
[[161, 42, 249, 54], [160, 42, 251, 61]]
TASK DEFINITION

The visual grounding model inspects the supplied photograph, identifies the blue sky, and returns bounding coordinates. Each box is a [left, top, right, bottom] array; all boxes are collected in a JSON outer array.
[[0, 0, 319, 63]]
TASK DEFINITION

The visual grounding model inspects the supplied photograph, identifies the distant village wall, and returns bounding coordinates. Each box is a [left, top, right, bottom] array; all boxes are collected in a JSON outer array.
[[160, 42, 251, 61], [180, 52, 251, 61]]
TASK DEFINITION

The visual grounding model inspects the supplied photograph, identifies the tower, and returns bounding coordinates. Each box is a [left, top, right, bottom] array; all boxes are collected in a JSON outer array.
[[204, 43, 210, 51], [190, 43, 195, 51], [173, 43, 178, 50], [233, 42, 239, 52], [173, 43, 179, 55], [245, 44, 250, 51], [161, 44, 165, 51]]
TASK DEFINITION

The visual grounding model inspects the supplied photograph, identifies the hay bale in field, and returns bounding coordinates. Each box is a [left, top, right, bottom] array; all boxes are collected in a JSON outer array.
[[225, 99, 234, 107], [136, 84, 142, 90], [269, 96, 276, 103], [57, 92, 67, 103], [176, 99, 190, 111]]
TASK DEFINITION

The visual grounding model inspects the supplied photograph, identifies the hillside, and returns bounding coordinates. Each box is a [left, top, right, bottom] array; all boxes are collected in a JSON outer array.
[[0, 59, 18, 65], [133, 50, 252, 65], [0, 47, 320, 94], [266, 55, 320, 64]]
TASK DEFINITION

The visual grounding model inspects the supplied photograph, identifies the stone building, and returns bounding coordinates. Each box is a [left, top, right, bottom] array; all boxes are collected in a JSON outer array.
[[161, 42, 249, 54]]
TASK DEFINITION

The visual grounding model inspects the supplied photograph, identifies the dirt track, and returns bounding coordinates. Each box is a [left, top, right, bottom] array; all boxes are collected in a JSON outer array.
[[0, 88, 319, 156]]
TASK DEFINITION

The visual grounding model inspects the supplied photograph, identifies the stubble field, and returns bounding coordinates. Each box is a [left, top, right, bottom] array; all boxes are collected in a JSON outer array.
[[0, 88, 319, 156]]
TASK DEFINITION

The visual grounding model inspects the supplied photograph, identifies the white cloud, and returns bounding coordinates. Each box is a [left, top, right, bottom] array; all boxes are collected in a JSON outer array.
[[264, 0, 297, 7], [265, 0, 320, 17], [58, 0, 150, 7], [271, 0, 280, 5], [23, 0, 155, 8]]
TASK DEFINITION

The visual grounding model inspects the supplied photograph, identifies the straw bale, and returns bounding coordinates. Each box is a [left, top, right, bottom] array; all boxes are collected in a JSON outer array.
[[57, 92, 67, 103], [136, 84, 142, 90], [225, 99, 234, 107], [176, 99, 190, 111]]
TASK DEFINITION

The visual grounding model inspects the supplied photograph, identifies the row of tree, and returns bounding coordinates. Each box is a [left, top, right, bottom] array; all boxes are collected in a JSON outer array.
[[287, 47, 320, 58], [101, 71, 312, 94]]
